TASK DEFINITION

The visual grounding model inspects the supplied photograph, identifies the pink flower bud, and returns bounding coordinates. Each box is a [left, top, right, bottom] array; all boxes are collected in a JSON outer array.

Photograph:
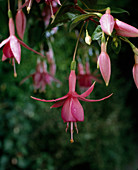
[[85, 61, 91, 74], [132, 64, 138, 88], [114, 19, 138, 37], [16, 10, 26, 40], [46, 48, 54, 63], [98, 51, 111, 86], [100, 9, 115, 35]]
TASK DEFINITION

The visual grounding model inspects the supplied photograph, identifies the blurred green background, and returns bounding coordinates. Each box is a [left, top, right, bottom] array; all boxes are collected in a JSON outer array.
[[0, 0, 138, 170]]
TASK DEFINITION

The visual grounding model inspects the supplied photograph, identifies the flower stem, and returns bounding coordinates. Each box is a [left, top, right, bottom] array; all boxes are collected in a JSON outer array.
[[73, 21, 85, 61], [8, 0, 10, 10]]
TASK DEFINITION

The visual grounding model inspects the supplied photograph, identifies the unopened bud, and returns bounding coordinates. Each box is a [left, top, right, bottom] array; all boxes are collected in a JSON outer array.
[[85, 30, 92, 45]]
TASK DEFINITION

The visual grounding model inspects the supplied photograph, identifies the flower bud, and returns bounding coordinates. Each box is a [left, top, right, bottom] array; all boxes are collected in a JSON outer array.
[[85, 30, 92, 45], [114, 19, 138, 37], [98, 51, 111, 86], [100, 8, 115, 35], [16, 10, 26, 40], [132, 62, 138, 88]]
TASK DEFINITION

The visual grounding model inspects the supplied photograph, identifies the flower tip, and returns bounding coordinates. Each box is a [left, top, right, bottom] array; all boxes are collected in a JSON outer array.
[[106, 82, 109, 86], [70, 139, 74, 143], [27, 7, 31, 14], [14, 73, 17, 78]]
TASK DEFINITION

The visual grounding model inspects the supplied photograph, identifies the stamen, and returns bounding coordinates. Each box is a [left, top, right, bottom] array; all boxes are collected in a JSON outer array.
[[74, 122, 78, 134], [70, 122, 74, 143], [65, 122, 69, 132], [12, 59, 17, 77], [49, 2, 55, 20]]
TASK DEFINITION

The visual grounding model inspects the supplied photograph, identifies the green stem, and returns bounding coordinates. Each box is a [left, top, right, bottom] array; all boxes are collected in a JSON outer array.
[[73, 21, 85, 61]]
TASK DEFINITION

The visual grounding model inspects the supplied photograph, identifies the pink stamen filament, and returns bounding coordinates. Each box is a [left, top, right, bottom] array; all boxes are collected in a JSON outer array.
[[49, 2, 54, 18], [12, 59, 17, 77], [65, 122, 79, 143], [70, 122, 74, 143]]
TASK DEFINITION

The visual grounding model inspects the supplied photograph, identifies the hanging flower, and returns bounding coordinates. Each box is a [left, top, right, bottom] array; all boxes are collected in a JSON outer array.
[[98, 41, 111, 86], [16, 0, 26, 40], [20, 60, 60, 92], [77, 61, 102, 90], [0, 16, 45, 77], [31, 66, 112, 142]]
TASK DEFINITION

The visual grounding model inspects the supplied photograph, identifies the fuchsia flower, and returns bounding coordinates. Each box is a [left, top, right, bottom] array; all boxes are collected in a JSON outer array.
[[100, 8, 115, 35], [31, 69, 112, 142], [98, 42, 111, 86], [20, 60, 60, 92], [132, 53, 138, 88], [114, 19, 138, 37], [16, 0, 26, 40], [77, 61, 102, 90], [0, 17, 44, 77]]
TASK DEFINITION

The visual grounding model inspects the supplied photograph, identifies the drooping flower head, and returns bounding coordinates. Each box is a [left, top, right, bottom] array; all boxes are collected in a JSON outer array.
[[77, 60, 102, 90], [31, 61, 112, 142], [98, 37, 111, 86], [100, 7, 115, 36], [20, 59, 60, 92], [16, 0, 26, 40], [0, 10, 45, 77], [132, 48, 138, 88]]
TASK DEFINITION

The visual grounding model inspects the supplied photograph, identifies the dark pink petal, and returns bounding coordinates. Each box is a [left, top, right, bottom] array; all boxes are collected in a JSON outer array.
[[18, 39, 46, 58], [51, 100, 65, 108], [80, 81, 96, 98], [2, 54, 7, 61], [3, 42, 13, 59], [16, 10, 26, 40], [132, 64, 138, 88], [0, 37, 10, 48], [71, 98, 84, 121], [31, 94, 68, 102], [79, 93, 113, 102], [61, 98, 76, 122], [10, 36, 21, 64]]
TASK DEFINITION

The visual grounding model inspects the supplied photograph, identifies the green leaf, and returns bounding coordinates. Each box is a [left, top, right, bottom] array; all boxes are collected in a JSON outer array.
[[111, 7, 129, 14], [91, 25, 102, 40], [71, 14, 93, 24]]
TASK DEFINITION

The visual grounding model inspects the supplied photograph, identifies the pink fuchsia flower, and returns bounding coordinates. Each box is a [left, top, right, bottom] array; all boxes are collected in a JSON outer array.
[[132, 54, 138, 88], [20, 60, 60, 92], [16, 0, 26, 40], [77, 61, 102, 90], [100, 8, 115, 35], [114, 19, 138, 37], [0, 17, 45, 77], [31, 69, 112, 142], [98, 42, 111, 86]]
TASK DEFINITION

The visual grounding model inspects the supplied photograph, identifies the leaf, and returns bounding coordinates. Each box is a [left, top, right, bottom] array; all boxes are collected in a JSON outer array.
[[91, 25, 102, 40], [111, 7, 129, 15], [71, 14, 93, 24]]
